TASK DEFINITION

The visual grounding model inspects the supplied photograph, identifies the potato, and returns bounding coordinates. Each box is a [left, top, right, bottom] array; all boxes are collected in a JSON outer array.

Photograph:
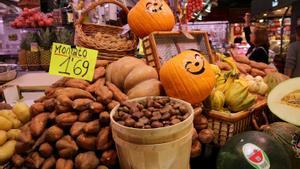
[[124, 64, 158, 92], [0, 140, 16, 163], [0, 116, 12, 131], [0, 110, 22, 129], [127, 79, 162, 99], [0, 130, 7, 146], [12, 102, 30, 123], [7, 129, 21, 140]]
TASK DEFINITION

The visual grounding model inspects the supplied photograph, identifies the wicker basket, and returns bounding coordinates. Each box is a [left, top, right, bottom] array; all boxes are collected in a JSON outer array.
[[75, 0, 138, 61], [26, 51, 41, 71], [206, 99, 268, 146], [40, 49, 51, 71]]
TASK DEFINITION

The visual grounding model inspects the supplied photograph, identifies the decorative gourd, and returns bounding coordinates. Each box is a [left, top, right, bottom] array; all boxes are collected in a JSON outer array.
[[243, 75, 268, 95], [204, 89, 225, 111], [106, 57, 162, 99], [263, 122, 300, 169], [128, 0, 175, 38], [159, 50, 216, 104], [264, 72, 289, 93]]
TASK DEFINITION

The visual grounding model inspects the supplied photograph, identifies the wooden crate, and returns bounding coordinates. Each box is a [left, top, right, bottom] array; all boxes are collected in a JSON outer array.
[[142, 31, 214, 71]]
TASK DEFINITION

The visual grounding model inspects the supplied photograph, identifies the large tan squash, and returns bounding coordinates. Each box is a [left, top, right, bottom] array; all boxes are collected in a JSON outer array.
[[127, 79, 162, 99], [106, 57, 162, 98]]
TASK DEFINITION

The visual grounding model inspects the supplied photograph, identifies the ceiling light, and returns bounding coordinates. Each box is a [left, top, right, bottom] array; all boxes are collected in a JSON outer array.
[[259, 19, 264, 23], [263, 13, 267, 16]]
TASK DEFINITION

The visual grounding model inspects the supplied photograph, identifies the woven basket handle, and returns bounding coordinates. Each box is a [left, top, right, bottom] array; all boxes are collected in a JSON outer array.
[[252, 111, 269, 131], [77, 0, 130, 25]]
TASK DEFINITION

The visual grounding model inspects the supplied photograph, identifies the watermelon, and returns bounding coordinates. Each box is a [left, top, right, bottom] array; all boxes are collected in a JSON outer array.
[[217, 131, 292, 169], [264, 72, 289, 93], [263, 122, 300, 169]]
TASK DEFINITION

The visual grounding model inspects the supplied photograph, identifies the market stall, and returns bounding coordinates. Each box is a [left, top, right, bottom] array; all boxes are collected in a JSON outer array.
[[0, 1, 298, 169]]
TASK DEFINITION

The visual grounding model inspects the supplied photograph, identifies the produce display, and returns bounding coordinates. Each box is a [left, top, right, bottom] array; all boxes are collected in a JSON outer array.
[[0, 102, 30, 164], [128, 0, 175, 38], [11, 8, 54, 28], [217, 131, 292, 169], [10, 61, 123, 169], [113, 97, 191, 129], [160, 50, 216, 105], [207, 55, 256, 112], [242, 75, 268, 96], [263, 122, 300, 169], [106, 57, 162, 99]]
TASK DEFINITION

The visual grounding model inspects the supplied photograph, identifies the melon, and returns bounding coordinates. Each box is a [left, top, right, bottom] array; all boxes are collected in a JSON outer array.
[[264, 72, 289, 93], [217, 131, 292, 169], [263, 122, 300, 169]]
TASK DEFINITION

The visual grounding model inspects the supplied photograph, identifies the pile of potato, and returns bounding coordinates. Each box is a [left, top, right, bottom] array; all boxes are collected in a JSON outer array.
[[0, 102, 30, 164], [10, 60, 125, 169], [191, 107, 214, 158]]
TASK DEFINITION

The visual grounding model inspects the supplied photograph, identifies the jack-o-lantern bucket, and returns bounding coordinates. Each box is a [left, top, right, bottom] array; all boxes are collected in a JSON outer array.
[[160, 50, 216, 105], [128, 0, 175, 38]]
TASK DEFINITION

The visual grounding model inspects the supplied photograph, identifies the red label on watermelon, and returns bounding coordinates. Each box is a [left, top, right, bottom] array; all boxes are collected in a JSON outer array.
[[242, 143, 270, 169]]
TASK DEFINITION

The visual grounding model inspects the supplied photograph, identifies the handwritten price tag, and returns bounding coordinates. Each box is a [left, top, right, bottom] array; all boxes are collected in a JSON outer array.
[[49, 43, 98, 81]]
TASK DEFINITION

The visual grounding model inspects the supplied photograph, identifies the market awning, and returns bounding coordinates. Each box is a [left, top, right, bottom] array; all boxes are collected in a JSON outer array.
[[251, 0, 298, 16]]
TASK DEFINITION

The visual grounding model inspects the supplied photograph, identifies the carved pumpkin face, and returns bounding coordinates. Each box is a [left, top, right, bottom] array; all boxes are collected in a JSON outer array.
[[128, 0, 175, 38], [146, 0, 164, 13], [160, 50, 216, 104]]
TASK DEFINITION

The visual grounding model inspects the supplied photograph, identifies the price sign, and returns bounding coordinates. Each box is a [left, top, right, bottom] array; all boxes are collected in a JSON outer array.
[[49, 43, 98, 81]]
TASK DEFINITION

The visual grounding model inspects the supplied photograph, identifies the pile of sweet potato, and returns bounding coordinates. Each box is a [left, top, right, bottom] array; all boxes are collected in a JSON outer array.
[[10, 60, 125, 169], [233, 56, 277, 77]]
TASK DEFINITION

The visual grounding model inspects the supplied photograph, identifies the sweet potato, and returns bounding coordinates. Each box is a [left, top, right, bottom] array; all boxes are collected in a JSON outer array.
[[236, 62, 251, 74], [250, 61, 268, 70], [100, 149, 118, 167], [93, 66, 105, 81], [86, 78, 105, 93], [251, 68, 266, 77], [48, 111, 57, 121], [99, 111, 110, 125], [56, 112, 78, 127], [83, 120, 100, 134], [106, 81, 128, 102], [216, 61, 231, 70], [107, 100, 119, 111], [30, 103, 44, 117], [65, 79, 90, 90], [78, 110, 93, 122], [52, 77, 70, 87], [56, 158, 73, 169], [39, 143, 53, 158], [264, 68, 277, 74], [96, 60, 109, 68], [75, 151, 99, 169], [54, 88, 95, 101], [233, 55, 250, 64], [15, 125, 34, 153], [41, 156, 56, 169], [0, 103, 12, 110], [96, 85, 113, 104], [56, 95, 73, 107], [56, 135, 78, 158], [70, 122, 86, 138], [43, 98, 57, 112], [72, 98, 94, 111], [55, 105, 72, 114], [46, 125, 64, 142], [96, 127, 113, 151], [89, 102, 104, 113], [76, 134, 96, 150], [30, 113, 49, 137]]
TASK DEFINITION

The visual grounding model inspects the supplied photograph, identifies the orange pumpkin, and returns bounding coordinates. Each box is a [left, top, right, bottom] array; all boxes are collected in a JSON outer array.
[[160, 50, 216, 104], [128, 0, 175, 38]]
